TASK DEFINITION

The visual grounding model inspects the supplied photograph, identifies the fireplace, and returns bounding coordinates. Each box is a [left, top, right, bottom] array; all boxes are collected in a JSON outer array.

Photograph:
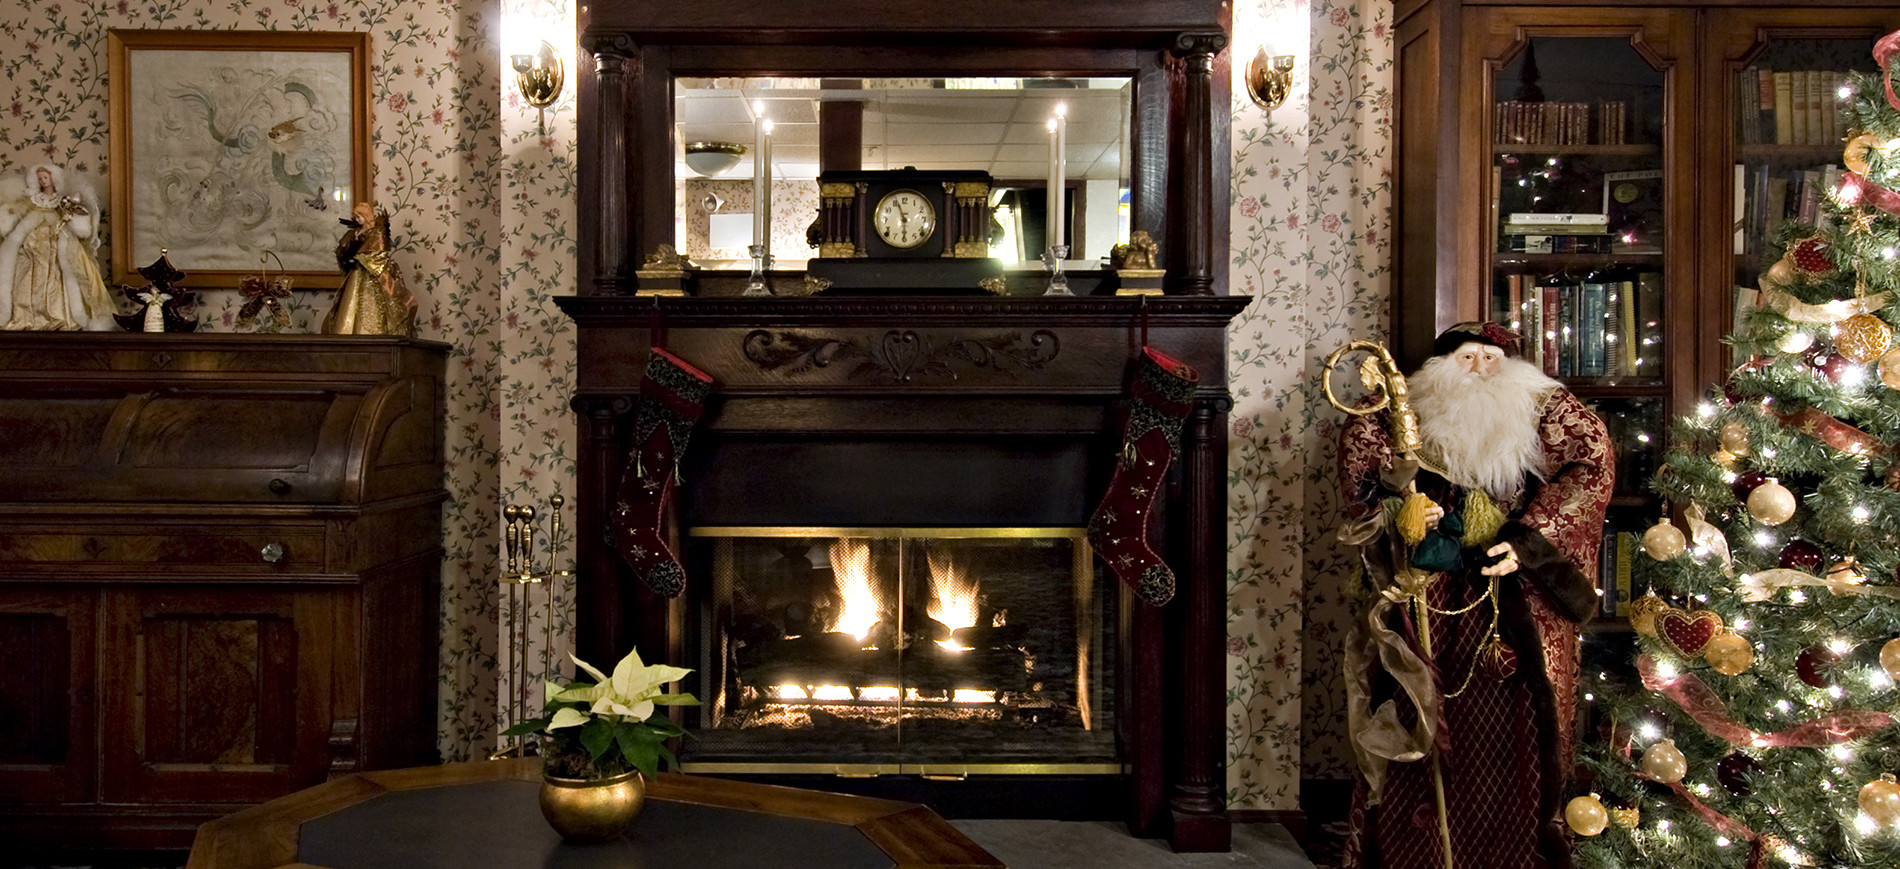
[[682, 527, 1116, 775], [568, 0, 1237, 850], [561, 296, 1244, 844]]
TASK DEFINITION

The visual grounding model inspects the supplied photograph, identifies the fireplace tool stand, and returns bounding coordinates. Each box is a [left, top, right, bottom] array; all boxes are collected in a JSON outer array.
[[490, 495, 573, 759]]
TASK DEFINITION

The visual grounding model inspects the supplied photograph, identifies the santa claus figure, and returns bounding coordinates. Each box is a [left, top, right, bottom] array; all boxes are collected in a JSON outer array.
[[1337, 322, 1613, 869]]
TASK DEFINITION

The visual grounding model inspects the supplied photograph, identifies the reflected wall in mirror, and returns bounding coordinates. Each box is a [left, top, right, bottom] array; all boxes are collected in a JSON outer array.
[[675, 76, 1131, 267]]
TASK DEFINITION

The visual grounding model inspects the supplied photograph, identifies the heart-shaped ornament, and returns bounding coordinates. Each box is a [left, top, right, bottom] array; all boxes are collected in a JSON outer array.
[[1657, 608, 1725, 658]]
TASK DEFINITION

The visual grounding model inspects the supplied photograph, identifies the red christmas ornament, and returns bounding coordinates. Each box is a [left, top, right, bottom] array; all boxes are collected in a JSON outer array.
[[1813, 351, 1853, 383], [1718, 752, 1763, 796], [1888, 463, 1900, 493], [1791, 236, 1836, 276], [1797, 644, 1841, 688], [1779, 540, 1825, 572], [1732, 470, 1769, 502]]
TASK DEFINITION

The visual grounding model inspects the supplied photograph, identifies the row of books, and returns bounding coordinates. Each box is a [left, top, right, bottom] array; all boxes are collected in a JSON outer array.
[[1493, 100, 1631, 146], [1737, 67, 1853, 147], [1492, 270, 1663, 379], [1732, 162, 1842, 257]]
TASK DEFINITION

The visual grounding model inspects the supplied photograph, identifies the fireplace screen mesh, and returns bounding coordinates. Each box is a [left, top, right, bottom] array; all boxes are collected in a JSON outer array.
[[682, 527, 1116, 772]]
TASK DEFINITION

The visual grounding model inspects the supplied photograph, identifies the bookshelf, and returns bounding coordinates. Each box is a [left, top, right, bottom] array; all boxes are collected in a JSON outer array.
[[1392, 2, 1900, 627]]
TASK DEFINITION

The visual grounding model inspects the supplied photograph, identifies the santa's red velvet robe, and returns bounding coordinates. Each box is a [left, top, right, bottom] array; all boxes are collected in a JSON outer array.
[[1337, 388, 1613, 869]]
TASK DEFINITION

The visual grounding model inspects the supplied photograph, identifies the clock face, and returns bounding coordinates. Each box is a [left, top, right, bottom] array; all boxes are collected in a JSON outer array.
[[872, 189, 937, 250]]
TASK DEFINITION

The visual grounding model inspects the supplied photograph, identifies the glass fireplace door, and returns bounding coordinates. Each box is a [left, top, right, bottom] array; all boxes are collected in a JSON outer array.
[[681, 527, 1116, 775]]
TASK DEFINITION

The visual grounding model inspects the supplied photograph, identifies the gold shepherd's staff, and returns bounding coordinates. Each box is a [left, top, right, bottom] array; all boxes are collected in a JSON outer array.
[[1323, 340, 1455, 869]]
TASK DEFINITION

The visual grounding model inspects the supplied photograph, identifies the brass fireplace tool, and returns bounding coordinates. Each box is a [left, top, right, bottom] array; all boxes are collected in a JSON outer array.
[[491, 494, 573, 759]]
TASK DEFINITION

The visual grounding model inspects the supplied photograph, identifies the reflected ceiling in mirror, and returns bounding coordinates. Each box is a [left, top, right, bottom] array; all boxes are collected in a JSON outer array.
[[674, 77, 1132, 182]]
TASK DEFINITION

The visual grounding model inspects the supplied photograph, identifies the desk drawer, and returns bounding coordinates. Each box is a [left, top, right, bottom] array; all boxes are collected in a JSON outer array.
[[0, 526, 327, 572]]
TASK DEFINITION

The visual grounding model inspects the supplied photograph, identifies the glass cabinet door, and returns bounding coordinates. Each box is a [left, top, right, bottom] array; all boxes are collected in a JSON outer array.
[[1711, 16, 1893, 368], [1488, 36, 1666, 390], [1475, 24, 1685, 627]]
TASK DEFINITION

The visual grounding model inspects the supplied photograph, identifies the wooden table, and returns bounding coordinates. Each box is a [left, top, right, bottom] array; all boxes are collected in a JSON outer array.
[[185, 759, 1004, 869]]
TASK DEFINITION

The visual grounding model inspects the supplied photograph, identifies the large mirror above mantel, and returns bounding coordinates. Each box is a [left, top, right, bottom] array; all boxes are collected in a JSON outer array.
[[675, 76, 1133, 267]]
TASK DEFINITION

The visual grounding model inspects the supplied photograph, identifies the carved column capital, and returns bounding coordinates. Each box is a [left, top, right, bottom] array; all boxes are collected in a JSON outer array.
[[581, 32, 637, 63], [1170, 31, 1229, 63]]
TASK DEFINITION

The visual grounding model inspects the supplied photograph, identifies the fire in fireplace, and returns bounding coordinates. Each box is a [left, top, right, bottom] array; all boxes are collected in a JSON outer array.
[[680, 527, 1116, 774]]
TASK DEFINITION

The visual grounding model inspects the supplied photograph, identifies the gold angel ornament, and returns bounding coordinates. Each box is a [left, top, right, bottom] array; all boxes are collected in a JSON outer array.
[[322, 202, 418, 336]]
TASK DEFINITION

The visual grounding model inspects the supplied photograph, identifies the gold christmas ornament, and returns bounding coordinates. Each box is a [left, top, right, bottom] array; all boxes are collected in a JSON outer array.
[[1610, 805, 1640, 829], [1640, 739, 1688, 784], [1629, 594, 1668, 637], [1763, 256, 1798, 292], [1827, 557, 1867, 584], [1860, 774, 1900, 828], [1845, 131, 1882, 176], [1719, 421, 1751, 456], [1778, 329, 1817, 354], [1641, 520, 1687, 560], [1838, 313, 1895, 363], [1564, 794, 1610, 837], [1704, 631, 1755, 676], [1746, 479, 1797, 525], [1880, 347, 1900, 390], [1881, 637, 1900, 681]]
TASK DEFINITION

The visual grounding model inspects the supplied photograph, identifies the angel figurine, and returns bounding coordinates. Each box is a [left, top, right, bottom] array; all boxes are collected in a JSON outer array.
[[0, 164, 119, 330], [322, 202, 418, 336]]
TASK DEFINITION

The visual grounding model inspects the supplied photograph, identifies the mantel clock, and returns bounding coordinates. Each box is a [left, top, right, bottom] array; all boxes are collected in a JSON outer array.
[[807, 167, 1001, 291]]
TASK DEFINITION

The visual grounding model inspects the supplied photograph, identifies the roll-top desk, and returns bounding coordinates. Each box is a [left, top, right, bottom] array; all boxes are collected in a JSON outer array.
[[0, 333, 447, 850]]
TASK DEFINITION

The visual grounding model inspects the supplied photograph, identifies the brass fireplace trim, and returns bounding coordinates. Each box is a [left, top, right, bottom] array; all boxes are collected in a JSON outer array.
[[678, 761, 1124, 776], [689, 526, 1090, 540]]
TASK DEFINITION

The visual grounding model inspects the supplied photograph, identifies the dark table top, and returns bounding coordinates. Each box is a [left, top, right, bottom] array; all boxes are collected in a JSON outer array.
[[185, 759, 1003, 869]]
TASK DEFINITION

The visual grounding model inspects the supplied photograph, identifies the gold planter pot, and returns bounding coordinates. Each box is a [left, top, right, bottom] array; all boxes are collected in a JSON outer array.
[[538, 768, 646, 843]]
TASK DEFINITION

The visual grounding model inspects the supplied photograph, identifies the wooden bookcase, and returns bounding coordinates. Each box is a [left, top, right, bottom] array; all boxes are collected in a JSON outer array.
[[1391, 0, 1899, 620]]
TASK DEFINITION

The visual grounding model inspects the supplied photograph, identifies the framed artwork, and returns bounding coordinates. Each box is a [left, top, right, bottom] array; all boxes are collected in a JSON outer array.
[[107, 30, 371, 288]]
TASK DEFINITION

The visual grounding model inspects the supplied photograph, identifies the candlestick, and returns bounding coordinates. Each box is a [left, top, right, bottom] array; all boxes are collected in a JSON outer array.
[[752, 120, 767, 256], [752, 101, 767, 249], [1046, 104, 1068, 258]]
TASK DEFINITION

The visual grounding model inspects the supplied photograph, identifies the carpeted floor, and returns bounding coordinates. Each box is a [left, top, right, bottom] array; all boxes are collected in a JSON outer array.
[[8, 823, 1318, 869], [952, 821, 1315, 869]]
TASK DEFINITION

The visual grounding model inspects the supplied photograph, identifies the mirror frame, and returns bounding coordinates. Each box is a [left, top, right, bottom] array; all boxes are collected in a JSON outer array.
[[576, 1, 1228, 296]]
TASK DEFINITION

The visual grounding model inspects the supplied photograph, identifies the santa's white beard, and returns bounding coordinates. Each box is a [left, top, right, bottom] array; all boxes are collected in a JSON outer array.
[[1406, 355, 1558, 502]]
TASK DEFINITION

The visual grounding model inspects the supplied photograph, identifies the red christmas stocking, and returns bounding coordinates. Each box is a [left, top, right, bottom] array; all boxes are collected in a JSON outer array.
[[1087, 346, 1198, 606], [610, 347, 714, 598]]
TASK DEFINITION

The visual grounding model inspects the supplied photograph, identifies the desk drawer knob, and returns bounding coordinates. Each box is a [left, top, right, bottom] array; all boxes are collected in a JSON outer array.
[[261, 542, 286, 563], [268, 478, 291, 495]]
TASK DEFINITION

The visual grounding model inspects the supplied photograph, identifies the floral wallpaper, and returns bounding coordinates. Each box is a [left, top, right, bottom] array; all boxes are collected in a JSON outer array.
[[1226, 0, 1392, 806], [0, 0, 1395, 812]]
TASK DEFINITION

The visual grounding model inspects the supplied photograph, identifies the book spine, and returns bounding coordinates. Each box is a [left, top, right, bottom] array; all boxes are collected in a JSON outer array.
[[1615, 531, 1635, 617], [1792, 69, 1810, 144], [1636, 273, 1663, 378], [1758, 68, 1776, 144], [1773, 71, 1794, 145], [1541, 286, 1561, 377], [1581, 282, 1607, 376], [1805, 69, 1825, 146], [1619, 278, 1638, 376]]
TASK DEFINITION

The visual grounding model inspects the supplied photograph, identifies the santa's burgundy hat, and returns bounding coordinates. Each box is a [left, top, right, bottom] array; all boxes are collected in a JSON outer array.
[[1431, 321, 1523, 358]]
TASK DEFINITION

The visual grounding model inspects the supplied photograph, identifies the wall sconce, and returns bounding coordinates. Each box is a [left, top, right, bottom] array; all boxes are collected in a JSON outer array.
[[511, 40, 563, 132], [1246, 48, 1296, 110]]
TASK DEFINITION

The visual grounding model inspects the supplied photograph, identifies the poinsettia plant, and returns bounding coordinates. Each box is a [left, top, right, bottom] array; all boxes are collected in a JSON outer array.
[[503, 647, 698, 780]]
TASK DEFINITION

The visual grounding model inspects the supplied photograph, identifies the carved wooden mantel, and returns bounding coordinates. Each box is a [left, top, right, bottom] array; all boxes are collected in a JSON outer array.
[[567, 0, 1236, 853]]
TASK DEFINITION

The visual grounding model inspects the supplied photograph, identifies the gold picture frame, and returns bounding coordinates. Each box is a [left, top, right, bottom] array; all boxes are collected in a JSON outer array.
[[107, 29, 371, 289]]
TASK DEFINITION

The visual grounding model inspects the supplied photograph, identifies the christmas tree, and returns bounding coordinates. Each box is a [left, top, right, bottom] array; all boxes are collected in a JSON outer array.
[[1572, 34, 1900, 869]]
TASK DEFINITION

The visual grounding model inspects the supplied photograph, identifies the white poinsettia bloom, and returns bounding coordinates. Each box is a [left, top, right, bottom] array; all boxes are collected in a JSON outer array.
[[550, 648, 694, 725]]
